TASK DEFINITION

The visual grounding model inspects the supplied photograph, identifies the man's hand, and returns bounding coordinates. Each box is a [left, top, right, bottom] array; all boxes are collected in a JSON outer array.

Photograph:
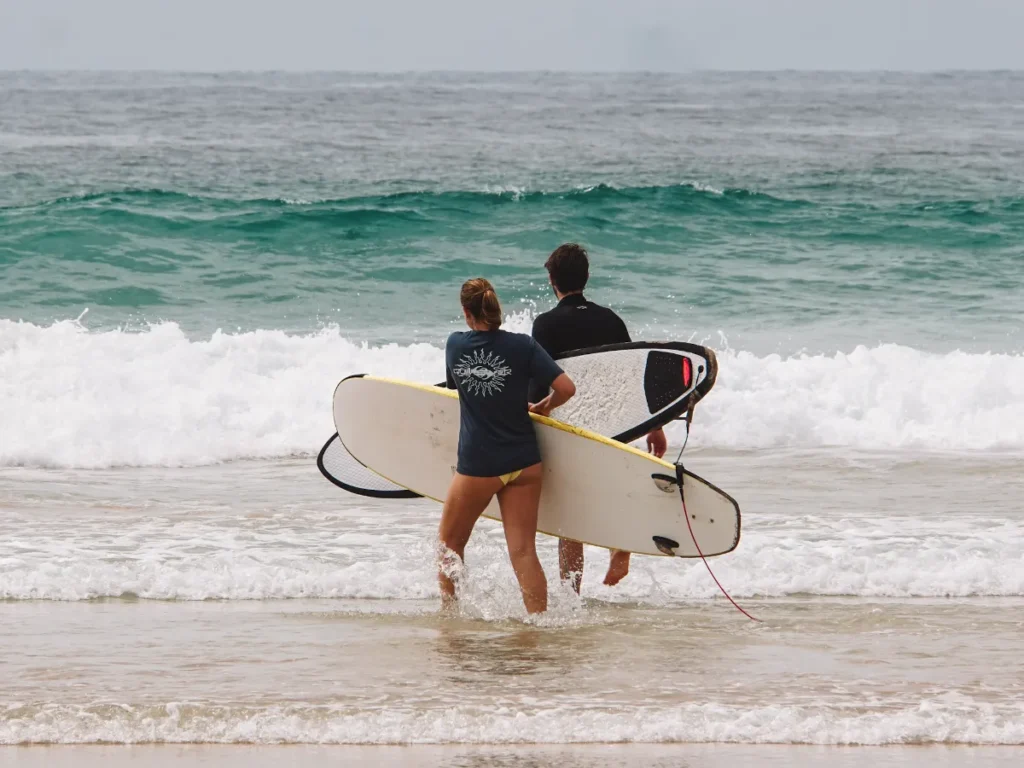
[[646, 427, 667, 458]]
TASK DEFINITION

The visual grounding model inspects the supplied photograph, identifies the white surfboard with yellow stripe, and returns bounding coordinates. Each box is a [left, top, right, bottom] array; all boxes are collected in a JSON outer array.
[[333, 375, 740, 558]]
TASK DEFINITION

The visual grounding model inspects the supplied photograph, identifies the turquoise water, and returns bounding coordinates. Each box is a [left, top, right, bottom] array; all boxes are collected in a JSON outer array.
[[4, 71, 1024, 465], [2, 71, 1023, 352]]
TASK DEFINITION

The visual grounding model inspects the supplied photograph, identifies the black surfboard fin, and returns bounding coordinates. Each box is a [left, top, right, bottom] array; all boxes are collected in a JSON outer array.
[[653, 536, 680, 556], [651, 473, 679, 493]]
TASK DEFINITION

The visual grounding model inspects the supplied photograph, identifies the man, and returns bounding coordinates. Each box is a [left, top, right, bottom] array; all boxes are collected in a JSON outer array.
[[530, 243, 667, 592]]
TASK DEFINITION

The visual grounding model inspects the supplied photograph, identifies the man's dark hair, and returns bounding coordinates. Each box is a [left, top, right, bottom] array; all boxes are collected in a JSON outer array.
[[545, 243, 589, 294]]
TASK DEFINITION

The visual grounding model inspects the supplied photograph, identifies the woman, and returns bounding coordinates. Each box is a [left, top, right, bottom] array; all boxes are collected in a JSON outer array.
[[439, 278, 576, 614]]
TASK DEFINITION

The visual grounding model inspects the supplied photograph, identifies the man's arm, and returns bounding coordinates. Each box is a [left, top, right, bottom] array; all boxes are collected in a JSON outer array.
[[528, 316, 555, 403], [532, 313, 555, 352], [614, 314, 631, 344]]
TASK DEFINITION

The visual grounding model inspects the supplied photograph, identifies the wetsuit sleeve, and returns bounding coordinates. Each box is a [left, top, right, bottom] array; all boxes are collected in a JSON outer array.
[[612, 312, 631, 343], [529, 317, 554, 402], [527, 337, 563, 392], [532, 314, 555, 354]]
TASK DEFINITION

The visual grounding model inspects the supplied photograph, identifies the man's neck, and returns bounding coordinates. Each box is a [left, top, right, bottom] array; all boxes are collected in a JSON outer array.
[[555, 289, 584, 301]]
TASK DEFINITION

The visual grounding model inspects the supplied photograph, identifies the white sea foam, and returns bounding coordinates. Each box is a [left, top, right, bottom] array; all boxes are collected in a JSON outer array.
[[688, 344, 1024, 452], [0, 318, 441, 469], [1, 508, 1021, 601], [2, 318, 1024, 469], [2, 698, 1021, 745], [688, 180, 725, 195]]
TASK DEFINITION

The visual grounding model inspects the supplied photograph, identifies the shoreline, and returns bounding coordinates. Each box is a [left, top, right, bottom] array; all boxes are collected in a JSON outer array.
[[3, 744, 1022, 768]]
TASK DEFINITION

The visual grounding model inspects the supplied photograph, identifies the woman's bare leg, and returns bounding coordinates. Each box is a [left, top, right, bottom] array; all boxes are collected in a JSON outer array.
[[438, 473, 502, 608], [496, 464, 547, 614]]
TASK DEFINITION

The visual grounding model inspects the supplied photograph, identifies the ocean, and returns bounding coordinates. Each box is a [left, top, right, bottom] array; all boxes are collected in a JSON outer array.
[[1, 71, 1022, 756]]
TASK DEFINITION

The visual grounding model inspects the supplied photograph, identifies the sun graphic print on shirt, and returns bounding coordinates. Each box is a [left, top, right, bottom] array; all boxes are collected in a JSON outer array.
[[453, 349, 513, 397]]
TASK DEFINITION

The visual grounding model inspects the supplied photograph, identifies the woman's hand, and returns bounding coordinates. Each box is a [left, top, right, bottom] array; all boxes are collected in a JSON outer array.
[[529, 400, 552, 417], [530, 374, 574, 419]]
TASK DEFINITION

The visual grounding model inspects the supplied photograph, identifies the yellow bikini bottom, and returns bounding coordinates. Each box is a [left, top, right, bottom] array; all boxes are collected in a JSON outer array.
[[498, 469, 523, 486]]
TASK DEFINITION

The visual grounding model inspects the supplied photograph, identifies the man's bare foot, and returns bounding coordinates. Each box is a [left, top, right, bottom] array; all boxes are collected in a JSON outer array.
[[603, 551, 630, 586]]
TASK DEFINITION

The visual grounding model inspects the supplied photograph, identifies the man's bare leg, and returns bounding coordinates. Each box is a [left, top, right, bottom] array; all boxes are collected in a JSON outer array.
[[559, 538, 584, 594]]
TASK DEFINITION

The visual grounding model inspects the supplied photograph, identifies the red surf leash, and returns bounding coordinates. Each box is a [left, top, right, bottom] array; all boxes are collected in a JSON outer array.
[[680, 490, 761, 623], [674, 398, 760, 622]]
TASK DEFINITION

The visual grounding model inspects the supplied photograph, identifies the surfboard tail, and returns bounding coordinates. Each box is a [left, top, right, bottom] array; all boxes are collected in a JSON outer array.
[[649, 463, 741, 558]]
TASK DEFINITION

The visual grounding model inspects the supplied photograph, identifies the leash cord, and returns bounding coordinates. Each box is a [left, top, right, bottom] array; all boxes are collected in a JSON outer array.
[[674, 401, 760, 623]]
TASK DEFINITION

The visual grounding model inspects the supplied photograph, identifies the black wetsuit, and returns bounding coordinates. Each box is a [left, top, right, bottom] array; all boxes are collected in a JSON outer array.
[[529, 293, 630, 402]]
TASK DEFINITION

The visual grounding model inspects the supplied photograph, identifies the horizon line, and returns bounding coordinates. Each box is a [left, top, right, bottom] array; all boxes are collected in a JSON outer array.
[[3, 67, 1023, 75]]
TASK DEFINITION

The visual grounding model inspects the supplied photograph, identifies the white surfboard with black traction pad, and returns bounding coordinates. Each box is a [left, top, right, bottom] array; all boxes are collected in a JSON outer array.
[[332, 375, 739, 558]]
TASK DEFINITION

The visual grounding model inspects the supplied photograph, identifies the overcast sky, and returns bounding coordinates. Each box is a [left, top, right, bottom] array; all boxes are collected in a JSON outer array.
[[2, 0, 1023, 71]]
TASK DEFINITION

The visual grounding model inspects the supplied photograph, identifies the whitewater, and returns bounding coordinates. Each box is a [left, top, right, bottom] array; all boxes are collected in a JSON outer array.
[[4, 314, 1024, 469]]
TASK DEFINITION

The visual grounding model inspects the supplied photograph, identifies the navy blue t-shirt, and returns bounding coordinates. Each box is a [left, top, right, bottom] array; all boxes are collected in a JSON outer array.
[[445, 329, 563, 477]]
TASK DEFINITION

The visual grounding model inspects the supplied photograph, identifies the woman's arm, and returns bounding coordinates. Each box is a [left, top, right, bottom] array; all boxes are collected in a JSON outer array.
[[529, 373, 575, 417]]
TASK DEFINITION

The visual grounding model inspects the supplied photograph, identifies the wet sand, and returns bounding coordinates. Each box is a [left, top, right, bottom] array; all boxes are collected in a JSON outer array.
[[2, 454, 1022, 748], [3, 744, 1022, 767]]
